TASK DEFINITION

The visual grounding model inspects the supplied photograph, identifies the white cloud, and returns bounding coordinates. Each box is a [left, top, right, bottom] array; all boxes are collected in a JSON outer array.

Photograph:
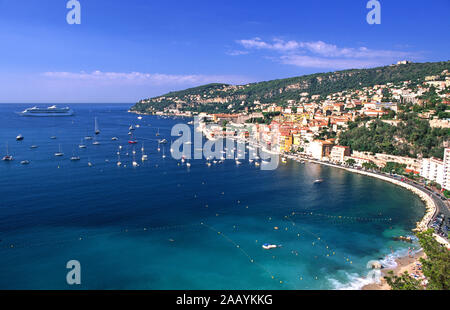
[[235, 37, 416, 69], [226, 50, 250, 56], [237, 37, 301, 51], [42, 71, 250, 86]]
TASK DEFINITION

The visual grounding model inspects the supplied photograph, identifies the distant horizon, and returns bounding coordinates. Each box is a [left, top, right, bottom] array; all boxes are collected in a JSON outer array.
[[1, 58, 449, 105], [0, 102, 135, 105]]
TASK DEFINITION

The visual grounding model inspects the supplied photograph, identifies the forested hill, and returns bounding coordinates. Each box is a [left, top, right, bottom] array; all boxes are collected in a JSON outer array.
[[131, 61, 450, 114]]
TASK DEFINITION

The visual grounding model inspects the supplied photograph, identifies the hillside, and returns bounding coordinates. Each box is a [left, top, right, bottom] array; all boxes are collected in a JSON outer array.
[[131, 61, 450, 114]]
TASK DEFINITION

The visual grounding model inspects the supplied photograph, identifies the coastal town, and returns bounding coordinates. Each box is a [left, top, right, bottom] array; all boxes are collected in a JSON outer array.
[[132, 64, 450, 247], [138, 65, 450, 191]]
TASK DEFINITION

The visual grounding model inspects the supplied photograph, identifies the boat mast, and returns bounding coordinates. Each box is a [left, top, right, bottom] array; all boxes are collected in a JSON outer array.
[[95, 117, 100, 135]]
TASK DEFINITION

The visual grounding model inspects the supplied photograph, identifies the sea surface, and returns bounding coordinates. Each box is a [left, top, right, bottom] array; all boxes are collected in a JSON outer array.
[[0, 104, 425, 290]]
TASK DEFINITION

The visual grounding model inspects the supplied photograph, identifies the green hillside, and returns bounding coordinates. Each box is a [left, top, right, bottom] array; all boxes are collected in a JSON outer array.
[[131, 61, 450, 114]]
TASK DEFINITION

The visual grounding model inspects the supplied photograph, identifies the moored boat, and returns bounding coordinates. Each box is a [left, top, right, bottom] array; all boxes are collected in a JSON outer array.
[[19, 105, 74, 117]]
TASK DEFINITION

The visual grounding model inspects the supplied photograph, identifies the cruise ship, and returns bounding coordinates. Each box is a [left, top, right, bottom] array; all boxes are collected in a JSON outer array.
[[19, 105, 74, 117]]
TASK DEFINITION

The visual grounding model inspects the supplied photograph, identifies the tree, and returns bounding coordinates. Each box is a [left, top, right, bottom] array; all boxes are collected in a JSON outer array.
[[385, 229, 450, 290], [416, 229, 450, 290], [385, 271, 423, 290], [362, 161, 378, 170], [346, 158, 356, 166]]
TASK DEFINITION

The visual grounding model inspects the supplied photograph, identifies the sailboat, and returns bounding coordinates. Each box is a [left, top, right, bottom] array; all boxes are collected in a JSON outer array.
[[156, 128, 160, 137], [92, 137, 101, 145], [128, 133, 138, 144], [70, 147, 80, 161], [94, 117, 100, 135], [141, 143, 148, 161], [117, 147, 122, 166], [79, 139, 87, 149], [54, 144, 64, 157], [2, 143, 13, 161], [132, 147, 139, 167]]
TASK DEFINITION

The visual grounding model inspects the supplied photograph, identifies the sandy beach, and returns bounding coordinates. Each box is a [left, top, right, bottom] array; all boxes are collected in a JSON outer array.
[[362, 250, 426, 290]]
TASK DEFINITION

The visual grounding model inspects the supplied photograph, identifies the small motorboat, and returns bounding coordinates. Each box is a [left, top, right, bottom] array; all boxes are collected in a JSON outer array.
[[112, 137, 118, 141], [30, 145, 39, 149], [20, 160, 30, 165], [313, 179, 324, 184], [262, 244, 279, 250], [16, 134, 24, 141], [128, 140, 138, 144], [92, 141, 101, 145], [70, 156, 81, 161], [85, 136, 93, 140]]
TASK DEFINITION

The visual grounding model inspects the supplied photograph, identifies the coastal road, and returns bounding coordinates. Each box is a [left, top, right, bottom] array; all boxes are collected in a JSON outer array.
[[287, 154, 450, 243]]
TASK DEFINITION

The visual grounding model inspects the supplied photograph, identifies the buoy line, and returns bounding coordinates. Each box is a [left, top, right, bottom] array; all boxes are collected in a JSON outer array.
[[0, 223, 202, 250], [200, 222, 284, 285], [290, 211, 393, 223]]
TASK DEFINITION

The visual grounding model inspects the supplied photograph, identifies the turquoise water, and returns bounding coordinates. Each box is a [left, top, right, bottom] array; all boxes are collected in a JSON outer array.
[[0, 104, 425, 289]]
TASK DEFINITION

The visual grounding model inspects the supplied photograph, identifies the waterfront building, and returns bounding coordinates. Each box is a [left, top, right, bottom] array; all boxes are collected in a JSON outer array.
[[421, 157, 445, 187], [330, 146, 351, 163], [444, 148, 450, 190], [307, 140, 335, 160]]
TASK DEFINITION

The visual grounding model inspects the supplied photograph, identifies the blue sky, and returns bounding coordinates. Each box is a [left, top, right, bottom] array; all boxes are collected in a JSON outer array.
[[0, 0, 448, 103]]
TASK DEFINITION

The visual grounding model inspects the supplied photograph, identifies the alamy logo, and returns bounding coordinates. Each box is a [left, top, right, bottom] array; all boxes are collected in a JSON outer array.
[[366, 0, 381, 25], [66, 260, 81, 285], [66, 0, 81, 25]]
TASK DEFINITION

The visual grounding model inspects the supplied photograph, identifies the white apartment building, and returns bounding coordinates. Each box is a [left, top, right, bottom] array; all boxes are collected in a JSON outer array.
[[421, 156, 445, 189], [330, 146, 351, 163], [444, 148, 450, 191]]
